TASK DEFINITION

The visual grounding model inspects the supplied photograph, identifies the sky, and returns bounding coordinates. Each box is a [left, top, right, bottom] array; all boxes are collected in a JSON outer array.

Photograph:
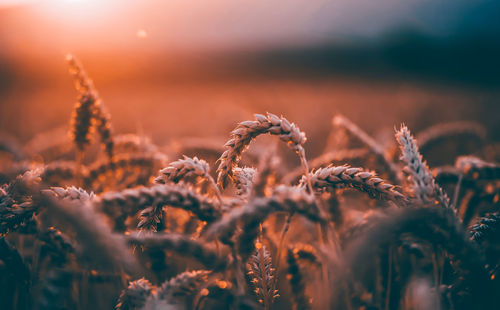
[[1, 0, 499, 56]]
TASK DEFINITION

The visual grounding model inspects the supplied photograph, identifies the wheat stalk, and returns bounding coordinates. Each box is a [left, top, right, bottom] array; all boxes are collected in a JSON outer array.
[[96, 183, 221, 226], [125, 232, 228, 271], [395, 125, 451, 208], [41, 187, 139, 275], [217, 113, 308, 189], [307, 165, 407, 205], [205, 185, 325, 244], [0, 237, 31, 309], [455, 156, 500, 180], [339, 206, 491, 309], [287, 247, 311, 310], [416, 121, 487, 155], [37, 268, 73, 310], [433, 157, 500, 198], [155, 156, 223, 205], [83, 153, 167, 188], [66, 54, 115, 161], [333, 115, 401, 183]]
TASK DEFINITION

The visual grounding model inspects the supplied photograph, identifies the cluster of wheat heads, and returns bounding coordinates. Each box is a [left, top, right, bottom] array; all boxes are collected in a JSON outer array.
[[0, 57, 499, 310]]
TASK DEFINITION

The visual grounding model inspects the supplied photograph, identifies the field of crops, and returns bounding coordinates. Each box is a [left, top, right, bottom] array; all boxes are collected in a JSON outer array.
[[0, 52, 499, 310]]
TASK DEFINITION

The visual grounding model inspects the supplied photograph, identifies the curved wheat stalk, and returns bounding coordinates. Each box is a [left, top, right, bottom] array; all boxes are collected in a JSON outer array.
[[83, 153, 167, 189], [217, 113, 309, 190], [95, 183, 221, 226], [416, 121, 487, 156], [206, 185, 325, 262], [333, 115, 401, 183], [125, 232, 227, 271]]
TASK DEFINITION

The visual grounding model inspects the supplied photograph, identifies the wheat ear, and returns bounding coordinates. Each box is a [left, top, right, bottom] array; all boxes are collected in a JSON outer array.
[[470, 212, 500, 243], [93, 103, 115, 161], [66, 54, 96, 154], [306, 165, 407, 205], [155, 156, 223, 205], [116, 278, 153, 310], [217, 113, 309, 189], [156, 270, 211, 302], [395, 125, 451, 208], [282, 148, 369, 185], [233, 167, 256, 199], [247, 244, 279, 309], [66, 54, 115, 161], [0, 170, 42, 234]]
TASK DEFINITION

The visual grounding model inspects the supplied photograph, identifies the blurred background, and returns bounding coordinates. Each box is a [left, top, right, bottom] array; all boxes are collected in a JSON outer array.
[[1, 0, 499, 157]]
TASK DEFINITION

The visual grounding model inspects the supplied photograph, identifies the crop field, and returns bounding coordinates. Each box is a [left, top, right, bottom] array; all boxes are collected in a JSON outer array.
[[0, 52, 498, 310]]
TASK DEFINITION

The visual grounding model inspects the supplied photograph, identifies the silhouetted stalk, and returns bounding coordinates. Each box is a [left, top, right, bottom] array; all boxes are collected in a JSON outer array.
[[384, 247, 392, 310], [274, 214, 292, 291]]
